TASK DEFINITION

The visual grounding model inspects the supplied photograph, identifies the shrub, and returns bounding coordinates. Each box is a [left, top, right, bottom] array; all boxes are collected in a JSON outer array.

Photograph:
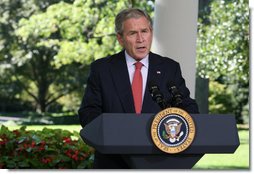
[[0, 125, 94, 169], [209, 81, 234, 114]]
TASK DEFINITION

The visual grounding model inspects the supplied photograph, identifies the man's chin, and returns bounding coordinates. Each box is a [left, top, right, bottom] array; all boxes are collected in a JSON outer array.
[[134, 53, 149, 60]]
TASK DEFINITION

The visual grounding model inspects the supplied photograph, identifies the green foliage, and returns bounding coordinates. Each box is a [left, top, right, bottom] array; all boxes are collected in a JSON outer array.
[[0, 0, 75, 112], [208, 81, 234, 114], [0, 125, 94, 169], [0, 0, 155, 113], [15, 0, 154, 67], [197, 0, 249, 123], [197, 0, 249, 83]]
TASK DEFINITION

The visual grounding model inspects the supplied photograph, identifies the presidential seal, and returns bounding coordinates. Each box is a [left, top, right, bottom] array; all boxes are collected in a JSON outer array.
[[151, 107, 195, 154]]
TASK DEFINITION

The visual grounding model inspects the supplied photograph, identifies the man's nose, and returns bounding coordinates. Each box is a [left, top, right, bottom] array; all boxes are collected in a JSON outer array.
[[136, 32, 144, 42]]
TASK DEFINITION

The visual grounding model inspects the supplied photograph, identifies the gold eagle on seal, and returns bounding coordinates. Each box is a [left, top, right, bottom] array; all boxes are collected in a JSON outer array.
[[163, 119, 184, 143]]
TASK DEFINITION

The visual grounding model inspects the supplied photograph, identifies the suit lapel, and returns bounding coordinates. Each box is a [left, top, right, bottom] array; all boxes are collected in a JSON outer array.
[[109, 51, 164, 113], [109, 51, 135, 113], [142, 52, 164, 113]]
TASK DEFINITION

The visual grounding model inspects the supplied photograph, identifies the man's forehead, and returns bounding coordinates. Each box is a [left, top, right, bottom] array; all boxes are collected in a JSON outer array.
[[123, 18, 151, 29], [124, 16, 149, 24]]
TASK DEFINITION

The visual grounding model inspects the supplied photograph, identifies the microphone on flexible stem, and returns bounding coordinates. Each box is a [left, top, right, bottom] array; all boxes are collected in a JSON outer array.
[[168, 82, 183, 107], [148, 81, 167, 110]]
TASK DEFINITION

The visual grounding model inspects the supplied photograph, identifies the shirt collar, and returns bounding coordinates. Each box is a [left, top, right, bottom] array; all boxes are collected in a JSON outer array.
[[125, 51, 149, 68]]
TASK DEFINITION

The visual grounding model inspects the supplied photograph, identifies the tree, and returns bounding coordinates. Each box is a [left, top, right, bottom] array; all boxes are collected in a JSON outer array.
[[196, 0, 249, 123], [2, 0, 154, 113], [0, 0, 75, 112]]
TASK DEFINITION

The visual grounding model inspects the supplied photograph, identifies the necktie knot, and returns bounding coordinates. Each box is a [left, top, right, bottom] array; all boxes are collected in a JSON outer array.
[[135, 62, 143, 70]]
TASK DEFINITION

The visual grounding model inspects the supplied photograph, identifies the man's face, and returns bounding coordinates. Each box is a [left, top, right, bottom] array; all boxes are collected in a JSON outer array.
[[117, 16, 153, 60]]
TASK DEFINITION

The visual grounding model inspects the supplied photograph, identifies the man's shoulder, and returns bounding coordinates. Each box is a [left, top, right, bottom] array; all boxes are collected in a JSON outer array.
[[149, 52, 179, 65], [91, 51, 124, 66], [91, 56, 110, 66]]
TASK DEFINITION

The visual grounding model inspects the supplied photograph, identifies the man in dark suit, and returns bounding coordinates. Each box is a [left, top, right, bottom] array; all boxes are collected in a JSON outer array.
[[78, 8, 199, 169]]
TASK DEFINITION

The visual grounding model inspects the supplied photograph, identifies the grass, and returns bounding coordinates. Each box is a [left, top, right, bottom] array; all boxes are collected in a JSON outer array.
[[193, 129, 249, 169], [6, 125, 249, 169]]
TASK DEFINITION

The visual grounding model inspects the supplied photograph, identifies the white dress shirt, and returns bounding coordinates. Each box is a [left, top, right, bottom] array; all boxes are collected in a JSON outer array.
[[125, 51, 149, 102]]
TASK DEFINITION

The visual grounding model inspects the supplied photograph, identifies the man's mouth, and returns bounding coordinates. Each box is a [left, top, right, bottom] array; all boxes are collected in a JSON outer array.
[[136, 46, 146, 50]]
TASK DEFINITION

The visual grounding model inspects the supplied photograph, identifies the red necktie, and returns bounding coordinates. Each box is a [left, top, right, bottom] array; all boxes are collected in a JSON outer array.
[[132, 62, 143, 114]]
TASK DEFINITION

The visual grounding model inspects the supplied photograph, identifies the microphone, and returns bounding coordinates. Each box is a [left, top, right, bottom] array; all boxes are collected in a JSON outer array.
[[168, 82, 183, 107], [148, 81, 167, 109]]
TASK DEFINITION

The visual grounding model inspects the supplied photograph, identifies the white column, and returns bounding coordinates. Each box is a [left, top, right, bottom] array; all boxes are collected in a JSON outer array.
[[152, 0, 199, 98]]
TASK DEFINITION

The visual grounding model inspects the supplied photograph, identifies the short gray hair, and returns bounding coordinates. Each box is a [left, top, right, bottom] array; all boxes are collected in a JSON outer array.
[[115, 8, 153, 35]]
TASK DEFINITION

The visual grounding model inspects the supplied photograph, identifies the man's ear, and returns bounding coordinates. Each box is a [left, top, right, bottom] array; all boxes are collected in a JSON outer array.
[[116, 34, 124, 47]]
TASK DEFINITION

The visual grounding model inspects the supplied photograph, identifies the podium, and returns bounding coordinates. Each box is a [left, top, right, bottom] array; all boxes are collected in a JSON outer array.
[[80, 113, 240, 169]]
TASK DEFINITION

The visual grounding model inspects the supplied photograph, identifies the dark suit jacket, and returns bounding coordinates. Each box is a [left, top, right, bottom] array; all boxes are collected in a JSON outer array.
[[78, 50, 199, 127], [78, 50, 199, 168]]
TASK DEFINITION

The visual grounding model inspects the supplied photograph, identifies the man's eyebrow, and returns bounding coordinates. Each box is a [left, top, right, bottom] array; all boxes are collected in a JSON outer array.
[[141, 28, 149, 31], [127, 30, 138, 34], [127, 28, 149, 33]]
